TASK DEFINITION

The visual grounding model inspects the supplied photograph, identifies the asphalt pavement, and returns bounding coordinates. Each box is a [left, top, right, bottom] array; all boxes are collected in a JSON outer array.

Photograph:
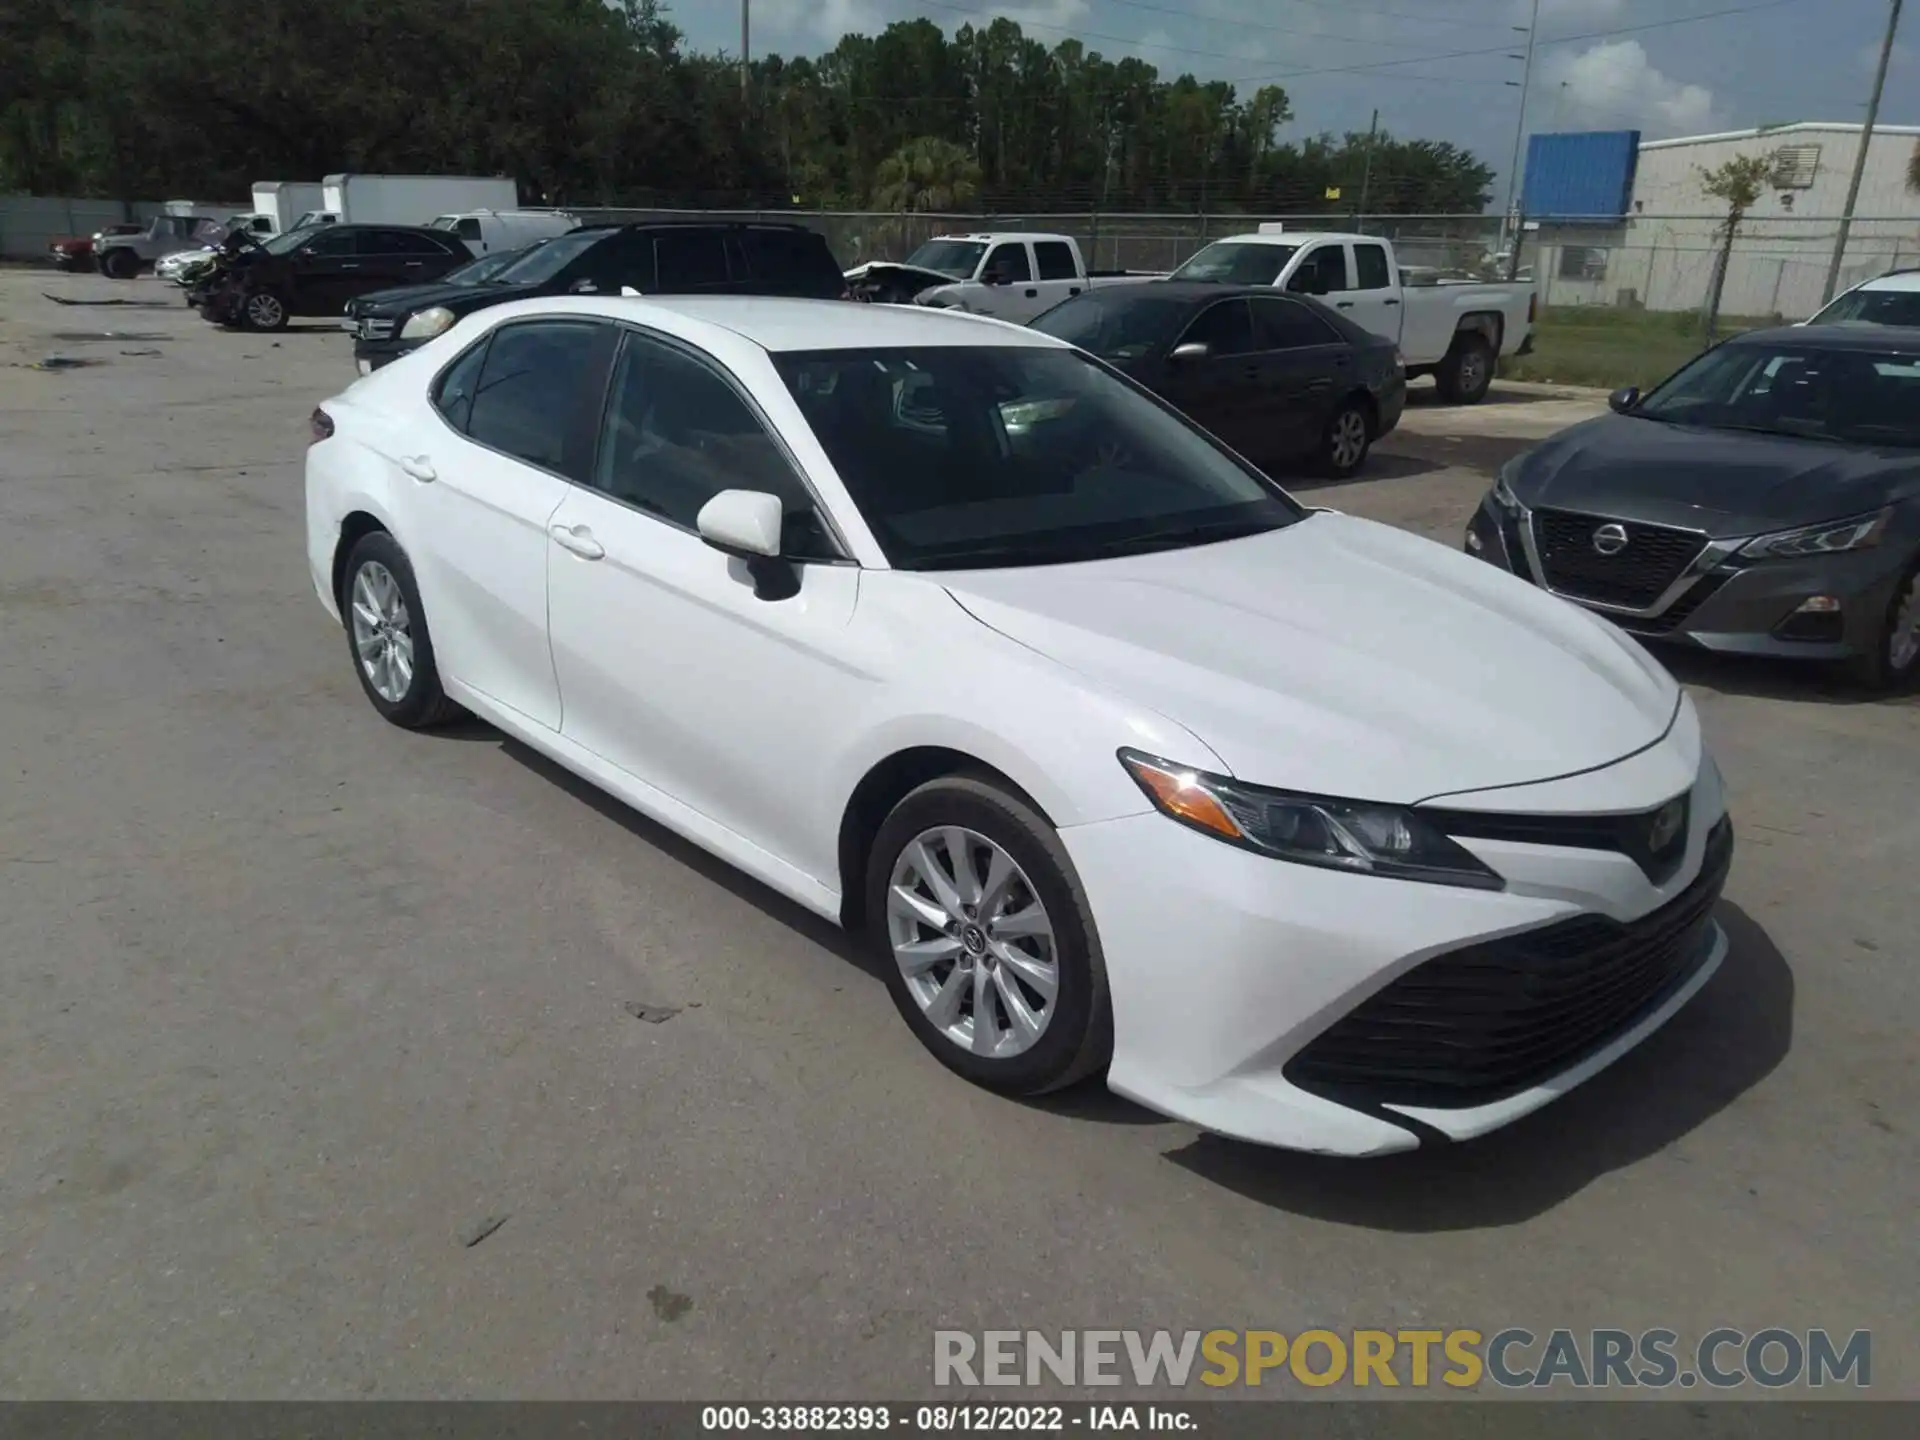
[[0, 271, 1913, 1399]]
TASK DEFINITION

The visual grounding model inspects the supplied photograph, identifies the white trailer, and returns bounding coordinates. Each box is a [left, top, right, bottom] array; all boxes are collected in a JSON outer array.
[[251, 181, 328, 234], [320, 174, 519, 228]]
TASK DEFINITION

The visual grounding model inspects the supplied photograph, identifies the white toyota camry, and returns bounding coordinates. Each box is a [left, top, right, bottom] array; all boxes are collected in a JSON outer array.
[[304, 295, 1733, 1157]]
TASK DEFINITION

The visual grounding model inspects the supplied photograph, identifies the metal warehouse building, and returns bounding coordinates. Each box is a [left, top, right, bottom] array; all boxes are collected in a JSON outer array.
[[1522, 122, 1920, 319]]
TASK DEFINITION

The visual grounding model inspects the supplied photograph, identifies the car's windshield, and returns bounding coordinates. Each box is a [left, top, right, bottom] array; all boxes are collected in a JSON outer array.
[[1030, 293, 1192, 361], [1168, 241, 1297, 285], [491, 228, 606, 284], [1807, 286, 1920, 328], [904, 240, 988, 279], [261, 225, 322, 256], [774, 346, 1305, 570], [1635, 342, 1920, 447], [442, 244, 538, 286]]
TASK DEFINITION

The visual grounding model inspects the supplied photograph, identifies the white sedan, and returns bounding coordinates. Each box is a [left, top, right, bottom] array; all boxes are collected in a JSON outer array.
[[304, 295, 1733, 1157]]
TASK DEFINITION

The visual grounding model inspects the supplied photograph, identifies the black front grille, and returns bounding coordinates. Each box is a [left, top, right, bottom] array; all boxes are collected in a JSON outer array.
[[1617, 572, 1730, 636], [1533, 509, 1705, 610], [1286, 816, 1733, 1111]]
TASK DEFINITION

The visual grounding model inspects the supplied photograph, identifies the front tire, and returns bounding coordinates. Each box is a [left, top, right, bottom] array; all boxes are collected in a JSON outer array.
[[1317, 398, 1372, 478], [340, 532, 462, 729], [241, 288, 289, 331], [866, 775, 1112, 1097], [1436, 334, 1495, 404], [99, 248, 140, 279], [1846, 559, 1920, 693]]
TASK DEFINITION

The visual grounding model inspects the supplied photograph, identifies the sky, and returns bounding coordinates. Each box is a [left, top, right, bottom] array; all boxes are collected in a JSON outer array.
[[672, 0, 1915, 201]]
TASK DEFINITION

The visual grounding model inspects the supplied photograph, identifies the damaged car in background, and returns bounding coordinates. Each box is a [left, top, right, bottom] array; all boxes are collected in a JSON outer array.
[[846, 232, 1159, 320]]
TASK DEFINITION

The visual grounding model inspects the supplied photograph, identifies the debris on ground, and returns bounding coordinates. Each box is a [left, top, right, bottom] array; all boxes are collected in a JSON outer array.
[[462, 1213, 510, 1248], [623, 1001, 681, 1024], [19, 357, 98, 370], [119, 348, 163, 357], [647, 1284, 694, 1321], [41, 293, 168, 308]]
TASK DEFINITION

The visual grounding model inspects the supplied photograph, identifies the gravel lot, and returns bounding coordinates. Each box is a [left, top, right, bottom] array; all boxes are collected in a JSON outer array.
[[1, 268, 1913, 1399]]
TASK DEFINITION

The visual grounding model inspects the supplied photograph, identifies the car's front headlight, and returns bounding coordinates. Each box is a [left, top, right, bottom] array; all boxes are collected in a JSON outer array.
[[1738, 508, 1890, 560], [1118, 750, 1503, 890], [399, 306, 456, 341]]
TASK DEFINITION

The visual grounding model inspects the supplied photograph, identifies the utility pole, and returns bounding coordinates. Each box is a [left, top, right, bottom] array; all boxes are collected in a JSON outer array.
[[1499, 0, 1541, 264], [1822, 0, 1903, 304], [1356, 108, 1379, 225], [741, 0, 751, 103]]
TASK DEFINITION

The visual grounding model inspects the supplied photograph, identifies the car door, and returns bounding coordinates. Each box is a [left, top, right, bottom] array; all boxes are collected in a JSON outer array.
[[403, 318, 617, 730], [981, 241, 1044, 319], [1340, 241, 1402, 344], [543, 326, 861, 880], [1246, 296, 1355, 460], [1154, 298, 1261, 451], [288, 226, 364, 314]]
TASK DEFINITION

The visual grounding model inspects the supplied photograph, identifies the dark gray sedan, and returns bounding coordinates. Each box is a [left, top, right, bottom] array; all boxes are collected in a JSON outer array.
[[1467, 325, 1920, 688]]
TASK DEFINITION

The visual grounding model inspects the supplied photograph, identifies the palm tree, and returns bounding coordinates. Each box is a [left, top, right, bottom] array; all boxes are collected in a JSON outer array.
[[1908, 138, 1920, 195], [869, 136, 982, 214]]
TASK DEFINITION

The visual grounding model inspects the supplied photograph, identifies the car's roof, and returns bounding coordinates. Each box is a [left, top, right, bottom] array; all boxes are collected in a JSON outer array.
[[630, 295, 1066, 352], [1207, 232, 1357, 248], [568, 220, 826, 237], [1734, 322, 1920, 352], [1848, 269, 1920, 293], [1061, 281, 1289, 304]]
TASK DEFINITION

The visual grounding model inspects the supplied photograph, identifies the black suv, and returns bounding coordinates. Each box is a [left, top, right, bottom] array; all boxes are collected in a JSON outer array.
[[194, 224, 473, 332], [345, 222, 848, 372]]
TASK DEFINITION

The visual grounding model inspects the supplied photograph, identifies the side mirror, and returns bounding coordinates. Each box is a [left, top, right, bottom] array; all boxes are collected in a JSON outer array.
[[568, 278, 598, 294], [1608, 385, 1640, 413], [1170, 341, 1210, 362], [696, 489, 784, 559]]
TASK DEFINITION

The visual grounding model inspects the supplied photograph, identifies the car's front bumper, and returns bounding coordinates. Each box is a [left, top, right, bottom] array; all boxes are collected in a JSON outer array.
[[1059, 717, 1729, 1156], [1465, 497, 1908, 661]]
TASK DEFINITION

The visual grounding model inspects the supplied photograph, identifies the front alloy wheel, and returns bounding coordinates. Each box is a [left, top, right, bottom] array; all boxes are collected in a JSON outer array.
[[888, 826, 1059, 1060], [243, 290, 287, 331]]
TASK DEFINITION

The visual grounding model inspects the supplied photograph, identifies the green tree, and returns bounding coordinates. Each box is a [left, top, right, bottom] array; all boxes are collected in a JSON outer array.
[[1907, 138, 1920, 194], [871, 136, 982, 213], [1698, 154, 1774, 339]]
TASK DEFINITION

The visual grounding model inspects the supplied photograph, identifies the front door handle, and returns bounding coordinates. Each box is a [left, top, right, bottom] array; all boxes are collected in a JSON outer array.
[[549, 523, 605, 560], [341, 262, 360, 270], [1335, 300, 1354, 309], [399, 455, 436, 482], [1383, 298, 1401, 306], [1024, 287, 1038, 298]]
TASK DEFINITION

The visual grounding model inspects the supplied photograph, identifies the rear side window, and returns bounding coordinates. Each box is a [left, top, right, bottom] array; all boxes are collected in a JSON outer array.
[[732, 229, 844, 297], [432, 336, 492, 433], [1033, 241, 1077, 281], [456, 218, 483, 241], [465, 320, 612, 477], [1352, 243, 1392, 290], [1251, 297, 1340, 349], [984, 243, 1032, 283], [362, 230, 447, 256], [655, 232, 730, 290]]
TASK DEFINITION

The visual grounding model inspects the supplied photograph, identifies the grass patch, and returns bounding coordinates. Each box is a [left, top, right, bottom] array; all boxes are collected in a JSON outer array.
[[1500, 306, 1774, 391]]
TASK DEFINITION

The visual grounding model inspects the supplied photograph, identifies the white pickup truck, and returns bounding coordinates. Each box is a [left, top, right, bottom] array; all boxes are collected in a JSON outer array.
[[845, 232, 1160, 323], [1168, 227, 1537, 403]]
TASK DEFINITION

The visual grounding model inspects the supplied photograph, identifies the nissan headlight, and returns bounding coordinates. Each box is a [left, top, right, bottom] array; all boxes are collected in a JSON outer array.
[[1118, 750, 1503, 890], [1738, 509, 1890, 560], [399, 306, 456, 341]]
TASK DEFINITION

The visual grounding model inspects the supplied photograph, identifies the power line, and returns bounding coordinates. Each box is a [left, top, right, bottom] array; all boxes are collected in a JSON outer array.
[[1538, 0, 1820, 46], [1084, 0, 1515, 53]]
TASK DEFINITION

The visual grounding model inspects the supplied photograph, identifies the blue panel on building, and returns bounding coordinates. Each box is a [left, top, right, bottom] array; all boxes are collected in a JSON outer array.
[[1522, 131, 1640, 222]]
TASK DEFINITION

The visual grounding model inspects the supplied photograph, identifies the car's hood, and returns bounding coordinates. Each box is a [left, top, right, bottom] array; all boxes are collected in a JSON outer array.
[[352, 280, 538, 318], [1513, 414, 1918, 534], [940, 512, 1679, 804]]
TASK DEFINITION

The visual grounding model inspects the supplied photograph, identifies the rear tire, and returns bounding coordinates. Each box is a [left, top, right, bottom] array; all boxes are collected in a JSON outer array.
[[1436, 334, 1495, 404], [1845, 558, 1920, 694], [339, 532, 463, 729], [866, 774, 1112, 1097], [1317, 398, 1373, 478]]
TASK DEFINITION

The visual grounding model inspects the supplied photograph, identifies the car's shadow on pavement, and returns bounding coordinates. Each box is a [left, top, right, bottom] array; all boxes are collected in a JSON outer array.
[[1658, 646, 1916, 707], [1159, 901, 1792, 1229]]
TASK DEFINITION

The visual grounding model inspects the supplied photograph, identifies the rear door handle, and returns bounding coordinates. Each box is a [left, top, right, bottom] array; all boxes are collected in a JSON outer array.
[[1024, 287, 1038, 298], [341, 263, 360, 270], [1383, 298, 1401, 306], [549, 523, 605, 560], [399, 455, 436, 482], [1335, 300, 1353, 309]]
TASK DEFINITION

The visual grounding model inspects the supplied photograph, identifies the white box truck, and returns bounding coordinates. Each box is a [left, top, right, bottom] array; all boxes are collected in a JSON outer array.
[[251, 181, 328, 235], [320, 174, 519, 228]]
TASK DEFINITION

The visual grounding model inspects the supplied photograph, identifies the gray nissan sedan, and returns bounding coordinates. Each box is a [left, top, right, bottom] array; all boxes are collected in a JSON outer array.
[[1466, 325, 1920, 689]]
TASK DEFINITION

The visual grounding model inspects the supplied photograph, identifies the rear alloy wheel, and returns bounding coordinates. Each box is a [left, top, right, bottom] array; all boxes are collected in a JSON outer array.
[[341, 532, 462, 728], [868, 775, 1111, 1097], [1437, 335, 1495, 404], [1849, 560, 1920, 693], [1319, 400, 1372, 478], [242, 289, 289, 331]]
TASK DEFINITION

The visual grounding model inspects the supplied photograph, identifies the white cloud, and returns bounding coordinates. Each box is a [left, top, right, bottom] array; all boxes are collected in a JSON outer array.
[[1540, 39, 1720, 139], [974, 0, 1090, 32], [1534, 0, 1628, 22]]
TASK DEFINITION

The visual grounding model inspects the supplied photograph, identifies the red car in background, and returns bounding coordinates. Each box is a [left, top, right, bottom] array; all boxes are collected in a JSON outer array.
[[48, 222, 144, 272]]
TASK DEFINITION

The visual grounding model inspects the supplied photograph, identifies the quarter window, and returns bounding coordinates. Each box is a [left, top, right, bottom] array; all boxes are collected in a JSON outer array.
[[432, 336, 492, 433], [592, 333, 838, 557], [466, 320, 609, 476]]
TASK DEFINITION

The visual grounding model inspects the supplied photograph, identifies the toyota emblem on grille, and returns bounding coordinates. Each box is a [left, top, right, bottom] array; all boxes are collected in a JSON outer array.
[[1591, 523, 1630, 556], [1647, 798, 1685, 854]]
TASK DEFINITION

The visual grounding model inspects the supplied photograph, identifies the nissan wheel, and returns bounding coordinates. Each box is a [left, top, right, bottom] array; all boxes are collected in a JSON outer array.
[[241, 289, 289, 332]]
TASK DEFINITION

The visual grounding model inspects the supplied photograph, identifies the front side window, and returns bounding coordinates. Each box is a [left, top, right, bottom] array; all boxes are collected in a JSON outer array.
[[1289, 245, 1351, 294], [775, 346, 1304, 571], [654, 232, 730, 289], [904, 239, 987, 279], [984, 243, 1033, 284], [1178, 299, 1256, 356], [465, 320, 609, 475], [493, 228, 610, 285], [1167, 241, 1296, 286], [1030, 292, 1191, 361], [1636, 343, 1920, 447], [592, 333, 838, 557], [305, 228, 359, 259]]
